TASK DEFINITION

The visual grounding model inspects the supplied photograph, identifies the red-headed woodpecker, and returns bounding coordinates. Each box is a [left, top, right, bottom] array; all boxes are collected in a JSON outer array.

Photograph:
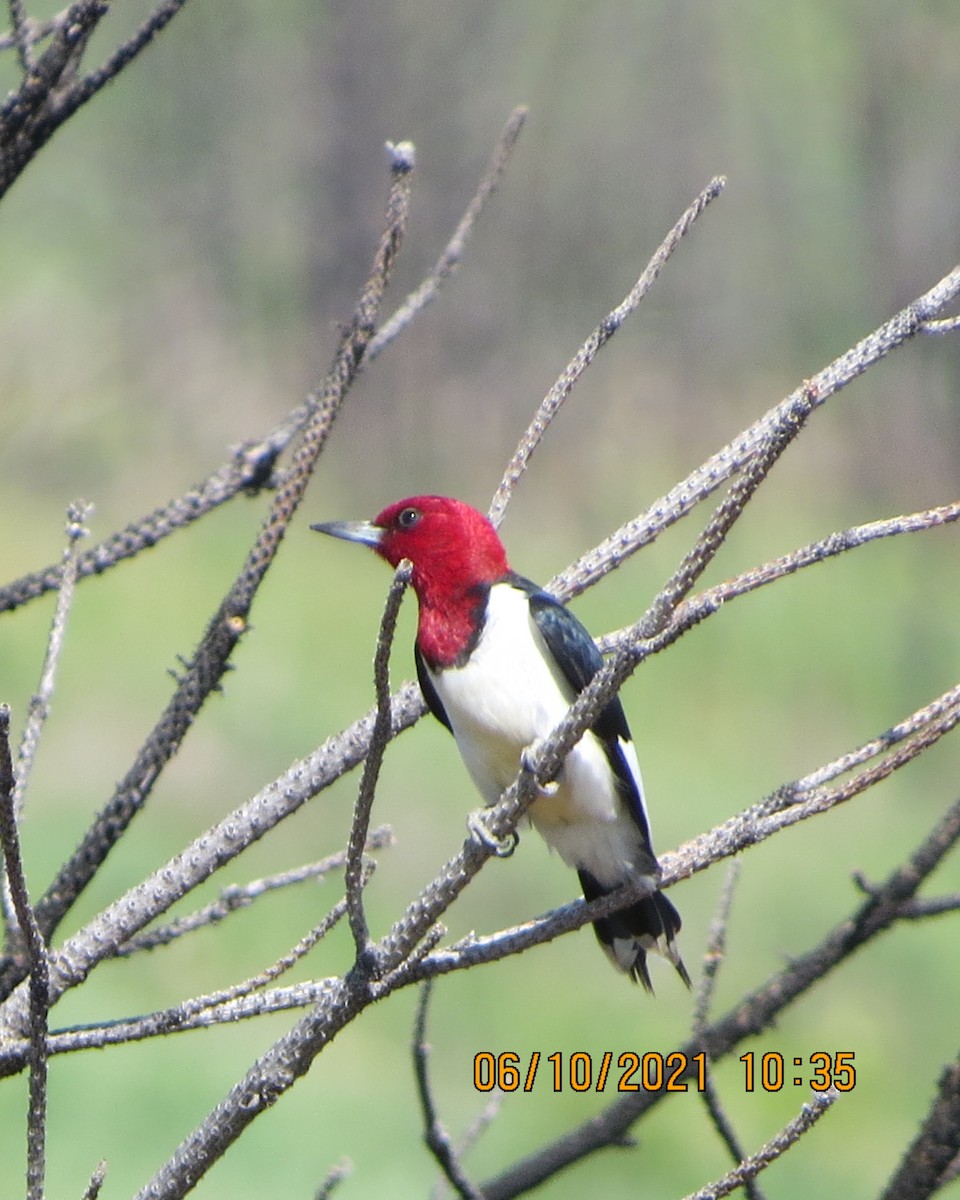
[[312, 496, 689, 991]]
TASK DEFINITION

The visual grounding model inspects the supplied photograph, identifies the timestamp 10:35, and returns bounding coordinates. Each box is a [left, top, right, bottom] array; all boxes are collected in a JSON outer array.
[[472, 1050, 856, 1094], [739, 1051, 856, 1092]]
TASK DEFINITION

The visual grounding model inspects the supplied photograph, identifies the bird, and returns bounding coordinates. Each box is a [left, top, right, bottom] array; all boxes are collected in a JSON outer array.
[[312, 495, 689, 991]]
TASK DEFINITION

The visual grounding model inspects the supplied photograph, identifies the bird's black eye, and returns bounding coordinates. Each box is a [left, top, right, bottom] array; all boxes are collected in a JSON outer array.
[[397, 506, 421, 529]]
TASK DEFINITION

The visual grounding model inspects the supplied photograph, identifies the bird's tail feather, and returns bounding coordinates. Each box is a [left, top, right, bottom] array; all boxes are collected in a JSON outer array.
[[578, 869, 690, 993]]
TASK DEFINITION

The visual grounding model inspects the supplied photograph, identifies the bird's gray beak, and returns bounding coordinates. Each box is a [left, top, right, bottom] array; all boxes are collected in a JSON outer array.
[[310, 519, 384, 549]]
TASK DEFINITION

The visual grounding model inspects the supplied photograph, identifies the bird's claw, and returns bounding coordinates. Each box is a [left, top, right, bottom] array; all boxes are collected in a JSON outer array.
[[467, 810, 518, 858], [520, 743, 559, 795]]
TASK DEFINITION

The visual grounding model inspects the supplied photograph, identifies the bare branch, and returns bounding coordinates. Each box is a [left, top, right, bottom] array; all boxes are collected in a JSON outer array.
[[9, 906, 439, 1070], [3, 501, 89, 940], [549, 264, 960, 602], [116, 830, 392, 956], [314, 1159, 353, 1200], [72, 0, 190, 103], [1, 978, 340, 1067], [663, 684, 960, 886], [0, 445, 282, 616], [893, 893, 960, 920], [158, 891, 355, 1024], [408, 673, 958, 983], [599, 501, 960, 654], [345, 563, 410, 962], [0, 2, 202, 197], [0, 11, 60, 54], [81, 1160, 107, 1200], [487, 175, 726, 526], [127, 984, 369, 1197], [880, 1055, 960, 1200], [0, 112, 526, 618], [0, 706, 49, 1200], [699, 1073, 766, 1200], [692, 859, 741, 1032], [369, 105, 528, 360], [0, 681, 422, 1032], [10, 501, 89, 815], [639, 383, 816, 639], [0, 142, 413, 980], [437, 1095, 504, 1200], [690, 865, 764, 1200], [921, 313, 960, 334], [414, 979, 485, 1200], [682, 1091, 839, 1200], [6, 0, 33, 69], [3, 495, 952, 1043], [10, 894, 355, 1068], [477, 794, 960, 1198], [0, 1, 111, 198]]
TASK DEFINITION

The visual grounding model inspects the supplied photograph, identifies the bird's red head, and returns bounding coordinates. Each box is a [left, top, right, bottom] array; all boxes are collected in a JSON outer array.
[[312, 496, 511, 667], [313, 495, 509, 608]]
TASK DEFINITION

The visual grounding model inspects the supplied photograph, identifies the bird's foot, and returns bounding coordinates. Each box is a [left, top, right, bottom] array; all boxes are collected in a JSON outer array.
[[467, 809, 518, 858], [520, 743, 559, 795]]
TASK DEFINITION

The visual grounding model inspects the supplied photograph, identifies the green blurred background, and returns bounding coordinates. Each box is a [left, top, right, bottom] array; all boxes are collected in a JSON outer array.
[[1, 1, 959, 1196]]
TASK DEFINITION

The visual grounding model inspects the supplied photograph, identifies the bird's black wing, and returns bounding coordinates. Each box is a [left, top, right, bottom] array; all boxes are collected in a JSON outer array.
[[415, 644, 452, 733], [512, 574, 629, 740], [514, 574, 651, 838]]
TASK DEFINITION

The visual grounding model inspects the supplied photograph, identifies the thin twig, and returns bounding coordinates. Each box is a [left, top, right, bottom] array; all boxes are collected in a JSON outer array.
[[690, 863, 765, 1196], [157, 892, 355, 1020], [0, 706, 49, 1200], [72, 0, 190, 103], [682, 1091, 839, 1200], [639, 384, 816, 639], [3, 501, 90, 941], [6, 0, 34, 69], [37, 894, 353, 1061], [314, 1159, 353, 1200], [879, 1054, 960, 1200], [1, 979, 339, 1066], [12, 501, 89, 813], [699, 1072, 765, 1200], [487, 175, 726, 527], [345, 563, 410, 963], [921, 313, 960, 334], [369, 105, 528, 361], [115, 830, 392, 956], [414, 979, 485, 1200], [440, 1097, 503, 1200], [598, 501, 960, 655], [692, 859, 741, 1032], [81, 1160, 107, 1200], [0, 1, 111, 198], [894, 893, 960, 920], [0, 13, 58, 54]]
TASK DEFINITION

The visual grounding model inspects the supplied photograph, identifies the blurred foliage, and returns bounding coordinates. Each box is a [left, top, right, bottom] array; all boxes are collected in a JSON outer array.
[[1, 1, 959, 1197]]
